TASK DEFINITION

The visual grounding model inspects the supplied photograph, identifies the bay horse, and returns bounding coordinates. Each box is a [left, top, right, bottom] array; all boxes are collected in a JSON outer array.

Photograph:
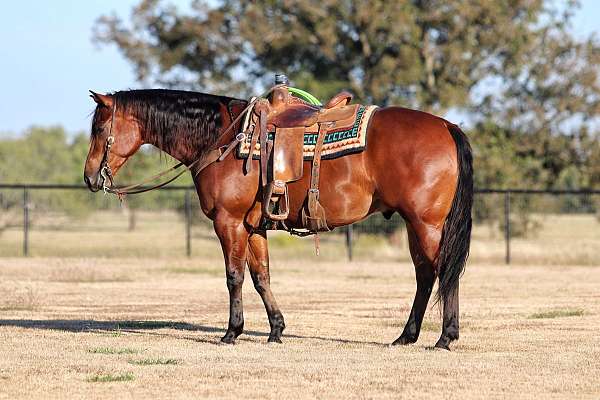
[[84, 89, 472, 350]]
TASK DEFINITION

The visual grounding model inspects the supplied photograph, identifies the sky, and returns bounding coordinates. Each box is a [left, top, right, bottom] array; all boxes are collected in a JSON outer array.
[[0, 1, 599, 137]]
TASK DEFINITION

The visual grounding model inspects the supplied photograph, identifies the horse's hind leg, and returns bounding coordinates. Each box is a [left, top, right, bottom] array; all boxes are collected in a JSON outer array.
[[247, 230, 286, 343], [434, 283, 459, 350], [392, 223, 437, 345], [214, 213, 250, 344]]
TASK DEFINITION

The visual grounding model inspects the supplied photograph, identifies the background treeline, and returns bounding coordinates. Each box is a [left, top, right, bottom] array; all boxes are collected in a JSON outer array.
[[0, 127, 194, 233], [2, 0, 600, 235]]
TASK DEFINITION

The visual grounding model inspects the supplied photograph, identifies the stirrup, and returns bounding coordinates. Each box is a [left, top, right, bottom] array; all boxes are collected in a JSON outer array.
[[262, 180, 289, 221]]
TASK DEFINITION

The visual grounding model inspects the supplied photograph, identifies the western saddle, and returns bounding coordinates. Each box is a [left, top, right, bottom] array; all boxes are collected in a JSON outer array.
[[239, 75, 359, 234]]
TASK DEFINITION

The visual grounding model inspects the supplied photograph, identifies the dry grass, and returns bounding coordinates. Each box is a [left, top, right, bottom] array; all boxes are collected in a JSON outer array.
[[0, 284, 40, 311], [87, 372, 135, 383], [0, 256, 599, 399], [88, 347, 140, 355], [528, 308, 585, 319], [128, 357, 181, 366]]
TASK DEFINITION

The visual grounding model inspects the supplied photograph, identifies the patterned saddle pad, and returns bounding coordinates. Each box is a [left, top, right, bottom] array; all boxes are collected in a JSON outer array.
[[237, 104, 378, 160]]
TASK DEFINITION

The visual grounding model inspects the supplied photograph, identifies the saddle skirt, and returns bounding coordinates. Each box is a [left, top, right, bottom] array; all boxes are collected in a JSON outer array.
[[237, 102, 378, 161]]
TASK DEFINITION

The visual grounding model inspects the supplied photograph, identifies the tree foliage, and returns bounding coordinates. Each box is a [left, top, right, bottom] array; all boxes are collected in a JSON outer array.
[[94, 0, 561, 111]]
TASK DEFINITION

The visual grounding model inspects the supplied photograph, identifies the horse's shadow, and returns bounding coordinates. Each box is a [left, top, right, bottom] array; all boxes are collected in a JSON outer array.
[[0, 319, 386, 346]]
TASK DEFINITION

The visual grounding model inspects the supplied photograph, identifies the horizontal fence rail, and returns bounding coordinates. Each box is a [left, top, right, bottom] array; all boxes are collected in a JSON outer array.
[[0, 184, 194, 190], [1, 184, 599, 264], [3, 183, 600, 194]]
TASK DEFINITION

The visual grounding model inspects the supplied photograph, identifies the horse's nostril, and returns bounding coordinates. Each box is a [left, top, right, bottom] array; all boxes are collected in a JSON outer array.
[[84, 174, 98, 191]]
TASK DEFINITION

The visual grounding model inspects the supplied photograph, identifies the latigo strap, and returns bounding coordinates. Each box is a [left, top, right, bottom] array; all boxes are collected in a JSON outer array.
[[302, 122, 330, 233]]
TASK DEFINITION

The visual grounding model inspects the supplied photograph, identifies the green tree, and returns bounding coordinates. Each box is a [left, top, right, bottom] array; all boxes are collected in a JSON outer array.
[[94, 0, 562, 112], [475, 7, 600, 191]]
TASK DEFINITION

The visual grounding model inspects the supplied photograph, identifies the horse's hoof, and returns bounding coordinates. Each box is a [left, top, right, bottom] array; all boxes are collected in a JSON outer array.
[[267, 337, 282, 344], [434, 336, 453, 351], [220, 335, 236, 345], [391, 336, 416, 346], [434, 343, 451, 351]]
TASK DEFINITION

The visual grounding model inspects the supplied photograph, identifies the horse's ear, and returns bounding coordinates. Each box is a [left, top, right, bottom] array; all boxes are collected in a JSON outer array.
[[89, 90, 113, 108]]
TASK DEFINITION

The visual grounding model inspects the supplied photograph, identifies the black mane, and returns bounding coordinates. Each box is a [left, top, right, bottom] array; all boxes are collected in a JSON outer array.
[[106, 89, 244, 156]]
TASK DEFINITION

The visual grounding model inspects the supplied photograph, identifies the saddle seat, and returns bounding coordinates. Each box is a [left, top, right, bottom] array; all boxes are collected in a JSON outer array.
[[263, 88, 358, 133], [324, 91, 353, 109]]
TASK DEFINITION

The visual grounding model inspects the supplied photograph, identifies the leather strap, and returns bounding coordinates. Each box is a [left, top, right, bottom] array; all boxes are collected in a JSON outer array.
[[309, 123, 327, 197], [218, 136, 241, 162], [303, 123, 329, 232], [259, 109, 269, 188], [245, 122, 258, 174], [109, 147, 223, 196]]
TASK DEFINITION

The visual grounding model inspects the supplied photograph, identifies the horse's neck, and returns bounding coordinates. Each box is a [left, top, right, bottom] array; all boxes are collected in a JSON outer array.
[[142, 129, 202, 166], [138, 98, 239, 165]]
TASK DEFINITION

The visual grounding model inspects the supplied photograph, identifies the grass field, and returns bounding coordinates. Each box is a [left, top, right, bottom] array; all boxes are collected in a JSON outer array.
[[0, 255, 599, 399]]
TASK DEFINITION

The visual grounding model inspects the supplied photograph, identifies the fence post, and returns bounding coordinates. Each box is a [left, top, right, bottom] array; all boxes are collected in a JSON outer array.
[[345, 225, 353, 262], [185, 190, 192, 257], [23, 188, 29, 256], [504, 191, 511, 265]]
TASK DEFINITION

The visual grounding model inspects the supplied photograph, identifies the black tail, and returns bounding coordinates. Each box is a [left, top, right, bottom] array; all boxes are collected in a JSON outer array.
[[435, 123, 473, 304]]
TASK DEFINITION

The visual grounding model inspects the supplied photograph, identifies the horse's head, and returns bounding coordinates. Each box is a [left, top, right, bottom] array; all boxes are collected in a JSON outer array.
[[84, 91, 143, 192]]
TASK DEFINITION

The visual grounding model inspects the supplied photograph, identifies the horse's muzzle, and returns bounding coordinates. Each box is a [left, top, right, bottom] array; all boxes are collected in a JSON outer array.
[[84, 173, 102, 192]]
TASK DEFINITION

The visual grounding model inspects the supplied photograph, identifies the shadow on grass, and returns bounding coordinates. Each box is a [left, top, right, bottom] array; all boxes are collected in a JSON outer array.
[[0, 319, 386, 346]]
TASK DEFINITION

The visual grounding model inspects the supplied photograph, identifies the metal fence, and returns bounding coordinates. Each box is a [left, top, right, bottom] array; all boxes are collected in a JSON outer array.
[[0, 184, 196, 259], [1, 184, 599, 264], [472, 189, 600, 265]]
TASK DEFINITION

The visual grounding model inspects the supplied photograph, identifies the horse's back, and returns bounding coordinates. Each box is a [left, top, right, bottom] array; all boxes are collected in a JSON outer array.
[[367, 106, 456, 145]]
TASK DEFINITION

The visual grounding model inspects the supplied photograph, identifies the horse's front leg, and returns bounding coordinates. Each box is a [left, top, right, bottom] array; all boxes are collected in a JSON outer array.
[[214, 212, 250, 344], [247, 230, 285, 343]]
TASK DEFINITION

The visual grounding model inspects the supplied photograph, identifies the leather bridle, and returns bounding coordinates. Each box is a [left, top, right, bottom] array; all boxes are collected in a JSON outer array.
[[99, 102, 117, 194], [98, 85, 284, 199]]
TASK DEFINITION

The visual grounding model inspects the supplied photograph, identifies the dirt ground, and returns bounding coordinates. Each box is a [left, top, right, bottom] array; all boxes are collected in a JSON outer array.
[[0, 256, 599, 399]]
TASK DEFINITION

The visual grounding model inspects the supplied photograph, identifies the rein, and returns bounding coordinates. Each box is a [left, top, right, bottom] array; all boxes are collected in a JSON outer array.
[[100, 85, 283, 198]]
